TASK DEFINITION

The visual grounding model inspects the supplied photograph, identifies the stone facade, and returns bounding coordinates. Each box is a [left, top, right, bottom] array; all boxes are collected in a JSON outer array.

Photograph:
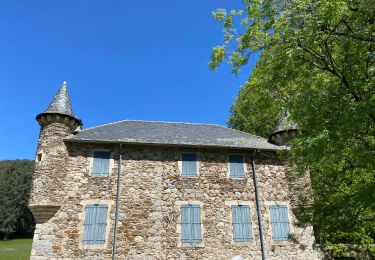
[[29, 83, 321, 259], [30, 140, 320, 259]]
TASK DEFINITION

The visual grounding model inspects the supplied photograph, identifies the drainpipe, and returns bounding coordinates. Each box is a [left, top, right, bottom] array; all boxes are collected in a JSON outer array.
[[251, 150, 267, 260], [112, 143, 122, 260]]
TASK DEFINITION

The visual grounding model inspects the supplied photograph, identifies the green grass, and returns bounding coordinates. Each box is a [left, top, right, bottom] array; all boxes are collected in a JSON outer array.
[[0, 239, 32, 260]]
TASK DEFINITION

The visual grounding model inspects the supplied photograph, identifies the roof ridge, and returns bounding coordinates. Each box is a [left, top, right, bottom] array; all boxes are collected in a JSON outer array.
[[80, 119, 228, 132], [79, 119, 130, 131], [216, 125, 268, 140], [128, 119, 226, 127], [79, 119, 268, 141]]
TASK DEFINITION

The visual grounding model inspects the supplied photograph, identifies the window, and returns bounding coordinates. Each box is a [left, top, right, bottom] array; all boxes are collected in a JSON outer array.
[[92, 151, 110, 176], [181, 153, 197, 177], [229, 154, 245, 178], [37, 153, 42, 162], [231, 205, 252, 242], [181, 205, 201, 243], [269, 205, 290, 241], [83, 204, 108, 245]]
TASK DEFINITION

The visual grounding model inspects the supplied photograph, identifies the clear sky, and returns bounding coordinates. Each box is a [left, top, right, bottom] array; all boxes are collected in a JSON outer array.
[[0, 1, 257, 160]]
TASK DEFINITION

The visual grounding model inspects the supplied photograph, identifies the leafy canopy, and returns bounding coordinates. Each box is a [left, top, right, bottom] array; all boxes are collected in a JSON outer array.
[[211, 0, 375, 256], [0, 160, 35, 239]]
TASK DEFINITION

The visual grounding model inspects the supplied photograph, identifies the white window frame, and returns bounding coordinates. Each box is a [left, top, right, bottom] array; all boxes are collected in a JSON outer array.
[[227, 153, 247, 179], [178, 152, 199, 178], [175, 201, 204, 247], [89, 149, 114, 177]]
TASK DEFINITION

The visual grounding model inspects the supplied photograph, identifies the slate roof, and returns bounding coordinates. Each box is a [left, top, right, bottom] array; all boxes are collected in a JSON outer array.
[[36, 82, 82, 125], [65, 120, 286, 151], [273, 110, 298, 134]]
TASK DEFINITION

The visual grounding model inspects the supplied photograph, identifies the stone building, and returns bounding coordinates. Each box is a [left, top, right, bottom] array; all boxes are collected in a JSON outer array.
[[29, 82, 321, 259]]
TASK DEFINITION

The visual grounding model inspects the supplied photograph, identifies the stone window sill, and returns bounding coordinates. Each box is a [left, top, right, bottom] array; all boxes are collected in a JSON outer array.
[[180, 242, 205, 248]]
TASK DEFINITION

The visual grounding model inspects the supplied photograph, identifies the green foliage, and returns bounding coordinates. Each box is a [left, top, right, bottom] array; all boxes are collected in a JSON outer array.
[[227, 56, 284, 137], [212, 0, 375, 257], [0, 160, 35, 239]]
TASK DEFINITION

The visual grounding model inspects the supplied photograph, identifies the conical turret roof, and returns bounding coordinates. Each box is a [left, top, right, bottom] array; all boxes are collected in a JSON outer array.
[[273, 110, 298, 134], [36, 81, 82, 125], [268, 110, 298, 145]]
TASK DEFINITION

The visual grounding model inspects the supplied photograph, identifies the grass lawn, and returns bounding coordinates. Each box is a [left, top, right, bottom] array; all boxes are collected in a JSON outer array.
[[0, 239, 32, 260]]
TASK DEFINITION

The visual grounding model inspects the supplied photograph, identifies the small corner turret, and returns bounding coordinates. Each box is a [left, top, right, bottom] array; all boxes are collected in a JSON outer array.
[[269, 110, 299, 146], [29, 81, 82, 224]]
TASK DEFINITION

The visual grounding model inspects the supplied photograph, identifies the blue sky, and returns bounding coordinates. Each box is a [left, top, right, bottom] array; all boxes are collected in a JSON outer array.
[[0, 1, 258, 160]]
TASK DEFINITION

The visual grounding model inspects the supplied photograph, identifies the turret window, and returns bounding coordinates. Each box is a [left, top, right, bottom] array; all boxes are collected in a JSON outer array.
[[92, 151, 111, 176], [36, 153, 43, 162]]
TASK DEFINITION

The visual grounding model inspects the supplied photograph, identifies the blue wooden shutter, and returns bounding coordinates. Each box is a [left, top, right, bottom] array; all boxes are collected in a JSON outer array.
[[229, 155, 245, 178], [232, 205, 252, 242], [92, 151, 110, 176], [83, 205, 96, 244], [181, 205, 201, 243], [270, 205, 289, 241], [181, 206, 191, 243], [83, 204, 108, 244], [191, 206, 201, 242], [95, 205, 108, 244], [181, 153, 197, 177]]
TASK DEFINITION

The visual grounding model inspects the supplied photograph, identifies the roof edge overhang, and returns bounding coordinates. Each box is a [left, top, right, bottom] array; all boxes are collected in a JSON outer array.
[[36, 112, 83, 126], [269, 128, 299, 138], [63, 138, 288, 151]]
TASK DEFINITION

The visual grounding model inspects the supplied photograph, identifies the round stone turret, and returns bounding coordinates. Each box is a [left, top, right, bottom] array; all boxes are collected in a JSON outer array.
[[269, 110, 299, 146], [29, 82, 82, 223]]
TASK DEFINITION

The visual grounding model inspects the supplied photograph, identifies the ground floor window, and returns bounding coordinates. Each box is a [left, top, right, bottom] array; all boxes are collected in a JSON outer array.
[[269, 205, 290, 241], [83, 204, 108, 244], [181, 204, 202, 243], [231, 205, 252, 242]]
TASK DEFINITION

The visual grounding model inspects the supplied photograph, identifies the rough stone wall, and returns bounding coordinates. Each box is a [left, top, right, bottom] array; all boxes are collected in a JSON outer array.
[[30, 142, 118, 259], [30, 118, 74, 206], [30, 143, 321, 259]]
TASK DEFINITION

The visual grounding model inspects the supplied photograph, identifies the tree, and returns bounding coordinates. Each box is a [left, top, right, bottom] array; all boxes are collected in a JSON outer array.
[[211, 0, 375, 257], [0, 160, 35, 240]]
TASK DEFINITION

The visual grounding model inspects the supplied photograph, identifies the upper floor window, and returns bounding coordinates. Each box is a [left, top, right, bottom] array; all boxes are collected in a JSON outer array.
[[181, 153, 197, 177], [83, 204, 108, 245], [181, 205, 202, 243], [229, 154, 245, 178], [92, 151, 110, 176], [269, 205, 290, 241], [231, 205, 253, 242]]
